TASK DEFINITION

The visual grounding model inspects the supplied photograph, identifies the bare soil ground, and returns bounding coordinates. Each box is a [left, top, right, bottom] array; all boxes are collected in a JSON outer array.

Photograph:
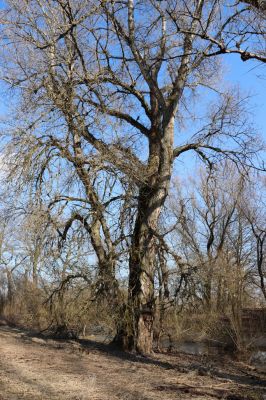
[[0, 323, 266, 400]]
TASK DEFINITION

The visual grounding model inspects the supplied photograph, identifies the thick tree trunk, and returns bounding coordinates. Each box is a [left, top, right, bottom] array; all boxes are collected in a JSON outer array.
[[124, 118, 174, 354], [126, 187, 158, 353], [112, 191, 158, 353], [6, 269, 15, 305], [32, 246, 40, 287], [256, 234, 266, 301], [89, 220, 118, 302], [204, 274, 212, 310]]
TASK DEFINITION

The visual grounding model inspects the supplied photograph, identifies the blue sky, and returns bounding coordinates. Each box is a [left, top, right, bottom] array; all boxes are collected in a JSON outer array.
[[175, 54, 266, 177], [225, 55, 265, 136]]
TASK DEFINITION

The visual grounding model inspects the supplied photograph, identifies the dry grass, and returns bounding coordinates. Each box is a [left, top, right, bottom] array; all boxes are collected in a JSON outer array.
[[0, 325, 265, 400]]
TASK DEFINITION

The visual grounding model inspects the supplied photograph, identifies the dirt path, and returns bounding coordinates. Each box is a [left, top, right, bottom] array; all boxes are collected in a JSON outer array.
[[0, 325, 266, 400]]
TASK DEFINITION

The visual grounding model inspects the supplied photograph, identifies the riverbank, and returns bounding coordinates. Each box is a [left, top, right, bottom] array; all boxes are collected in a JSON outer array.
[[0, 324, 266, 400]]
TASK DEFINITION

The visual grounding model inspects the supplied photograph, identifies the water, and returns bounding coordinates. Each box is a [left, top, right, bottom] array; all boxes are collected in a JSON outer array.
[[160, 337, 266, 371], [85, 329, 266, 369], [160, 338, 224, 356]]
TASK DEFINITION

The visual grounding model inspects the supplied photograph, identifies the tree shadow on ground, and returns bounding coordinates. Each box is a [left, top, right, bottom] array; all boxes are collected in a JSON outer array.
[[11, 325, 266, 391], [74, 337, 266, 389]]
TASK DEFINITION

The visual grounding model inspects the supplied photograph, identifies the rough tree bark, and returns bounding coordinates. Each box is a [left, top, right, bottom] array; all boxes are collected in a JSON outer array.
[[126, 117, 175, 353]]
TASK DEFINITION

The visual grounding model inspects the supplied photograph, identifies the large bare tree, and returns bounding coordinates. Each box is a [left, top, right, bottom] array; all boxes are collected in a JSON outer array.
[[241, 177, 266, 301], [0, 0, 265, 353]]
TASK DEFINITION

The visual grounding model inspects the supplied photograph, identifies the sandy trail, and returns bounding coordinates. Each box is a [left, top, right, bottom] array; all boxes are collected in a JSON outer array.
[[0, 325, 265, 400]]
